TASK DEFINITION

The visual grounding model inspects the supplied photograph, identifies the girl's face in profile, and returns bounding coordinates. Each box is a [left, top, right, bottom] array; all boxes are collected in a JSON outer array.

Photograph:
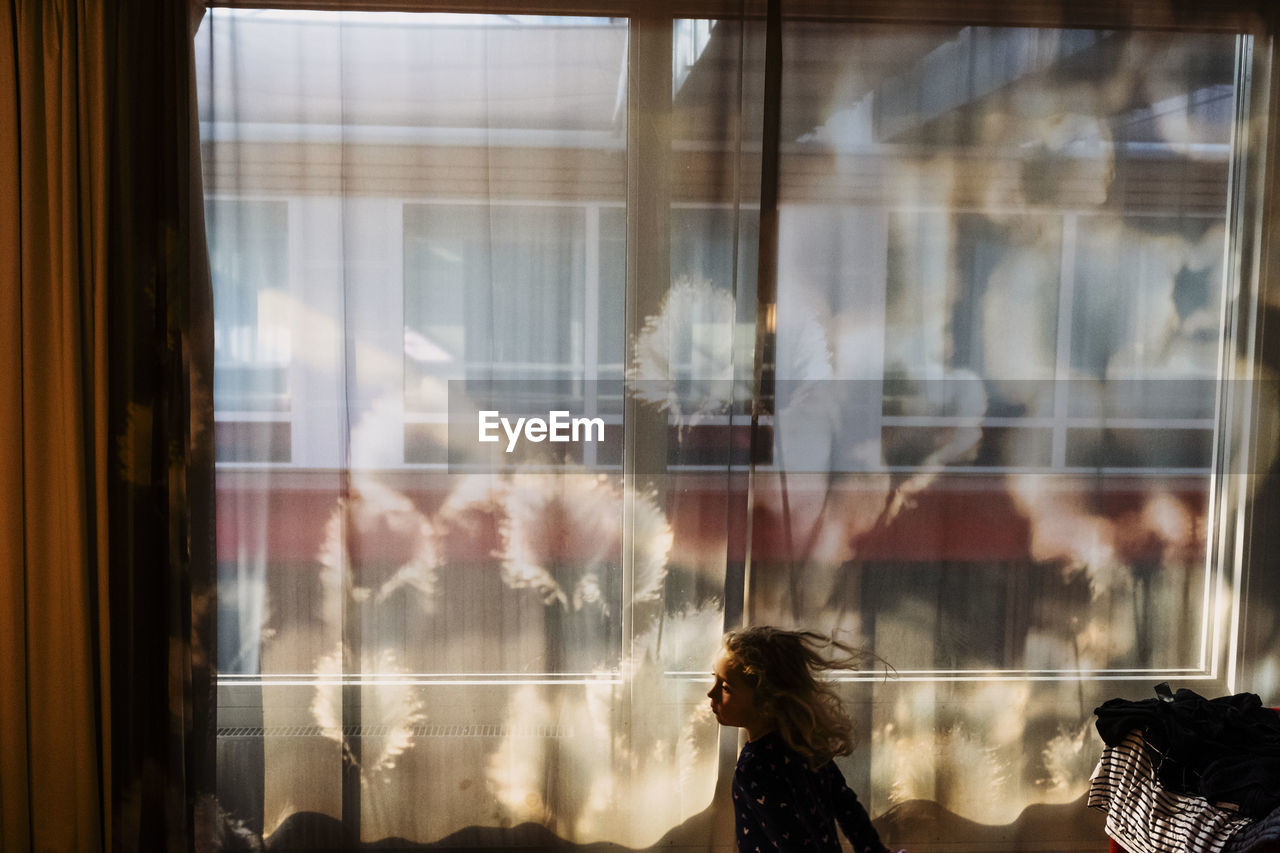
[[707, 651, 770, 738]]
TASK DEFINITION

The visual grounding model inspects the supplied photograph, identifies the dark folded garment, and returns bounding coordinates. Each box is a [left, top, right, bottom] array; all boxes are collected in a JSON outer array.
[[1224, 804, 1280, 853], [1095, 686, 1280, 819]]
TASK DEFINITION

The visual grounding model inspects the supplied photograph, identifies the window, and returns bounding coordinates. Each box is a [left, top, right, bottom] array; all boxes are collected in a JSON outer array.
[[208, 198, 293, 462], [199, 9, 1271, 849]]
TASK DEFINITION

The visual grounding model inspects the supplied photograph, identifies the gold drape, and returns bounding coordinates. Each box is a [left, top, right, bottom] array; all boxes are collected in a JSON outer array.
[[1, 3, 211, 850], [0, 3, 111, 852]]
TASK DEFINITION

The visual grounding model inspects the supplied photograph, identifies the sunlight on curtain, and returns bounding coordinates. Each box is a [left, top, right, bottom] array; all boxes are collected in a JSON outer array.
[[197, 7, 1266, 851], [198, 10, 744, 848], [760, 23, 1249, 834]]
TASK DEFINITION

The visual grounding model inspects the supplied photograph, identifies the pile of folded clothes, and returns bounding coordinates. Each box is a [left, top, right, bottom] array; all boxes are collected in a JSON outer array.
[[1088, 684, 1280, 853]]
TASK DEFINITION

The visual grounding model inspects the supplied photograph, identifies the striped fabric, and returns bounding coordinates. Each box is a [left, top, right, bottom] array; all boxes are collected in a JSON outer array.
[[1088, 730, 1253, 853]]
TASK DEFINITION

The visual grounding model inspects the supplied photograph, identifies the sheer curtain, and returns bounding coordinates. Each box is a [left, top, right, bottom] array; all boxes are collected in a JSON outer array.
[[197, 3, 1277, 851], [198, 8, 762, 848]]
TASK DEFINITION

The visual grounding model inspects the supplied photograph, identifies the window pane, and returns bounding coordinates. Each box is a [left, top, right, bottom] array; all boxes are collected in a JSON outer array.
[[403, 203, 587, 399], [768, 23, 1242, 834], [199, 10, 1264, 853], [201, 10, 724, 850], [208, 199, 291, 414]]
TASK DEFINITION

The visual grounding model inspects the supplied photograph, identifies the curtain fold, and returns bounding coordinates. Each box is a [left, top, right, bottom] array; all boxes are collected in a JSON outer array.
[[1, 2, 214, 851], [107, 2, 215, 851], [1, 4, 110, 851]]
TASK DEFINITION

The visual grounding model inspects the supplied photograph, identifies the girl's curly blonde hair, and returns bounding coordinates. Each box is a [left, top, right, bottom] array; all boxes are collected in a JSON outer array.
[[722, 626, 877, 767]]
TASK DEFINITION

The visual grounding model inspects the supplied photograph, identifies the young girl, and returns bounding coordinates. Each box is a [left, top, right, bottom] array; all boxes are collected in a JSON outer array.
[[707, 626, 900, 853]]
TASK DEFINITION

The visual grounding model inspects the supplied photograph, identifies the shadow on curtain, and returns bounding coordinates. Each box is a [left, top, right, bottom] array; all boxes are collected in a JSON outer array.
[[197, 1, 1276, 852], [7, 0, 1280, 852], [197, 5, 760, 849]]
